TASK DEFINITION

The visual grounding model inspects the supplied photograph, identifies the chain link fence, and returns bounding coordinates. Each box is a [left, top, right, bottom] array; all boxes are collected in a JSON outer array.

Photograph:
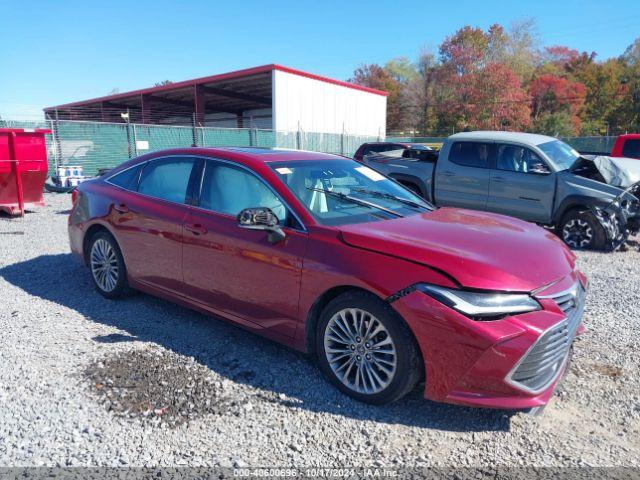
[[0, 118, 623, 176], [0, 119, 379, 176]]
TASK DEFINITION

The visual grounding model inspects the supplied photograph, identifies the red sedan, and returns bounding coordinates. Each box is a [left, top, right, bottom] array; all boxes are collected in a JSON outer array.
[[69, 147, 586, 409]]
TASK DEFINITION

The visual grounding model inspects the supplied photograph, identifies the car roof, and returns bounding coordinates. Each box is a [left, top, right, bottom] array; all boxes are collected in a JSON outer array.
[[449, 131, 556, 146], [136, 146, 347, 165]]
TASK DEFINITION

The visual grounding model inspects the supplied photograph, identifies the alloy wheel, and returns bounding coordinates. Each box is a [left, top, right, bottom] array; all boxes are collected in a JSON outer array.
[[90, 238, 119, 292], [323, 308, 397, 394], [562, 219, 594, 248]]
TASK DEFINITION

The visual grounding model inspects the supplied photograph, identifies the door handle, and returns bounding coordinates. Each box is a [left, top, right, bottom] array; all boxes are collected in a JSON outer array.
[[113, 203, 129, 214], [440, 170, 456, 177], [185, 223, 207, 235], [493, 176, 505, 182]]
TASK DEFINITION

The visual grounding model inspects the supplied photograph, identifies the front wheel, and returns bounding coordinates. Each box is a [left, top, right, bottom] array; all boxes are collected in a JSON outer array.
[[316, 291, 422, 405], [559, 210, 606, 250]]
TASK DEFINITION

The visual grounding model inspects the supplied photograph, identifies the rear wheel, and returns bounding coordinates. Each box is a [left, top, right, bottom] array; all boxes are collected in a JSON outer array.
[[316, 291, 422, 405], [559, 210, 606, 250], [88, 231, 129, 299]]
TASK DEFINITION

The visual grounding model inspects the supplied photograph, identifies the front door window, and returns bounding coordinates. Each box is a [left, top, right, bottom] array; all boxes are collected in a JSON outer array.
[[199, 162, 288, 225]]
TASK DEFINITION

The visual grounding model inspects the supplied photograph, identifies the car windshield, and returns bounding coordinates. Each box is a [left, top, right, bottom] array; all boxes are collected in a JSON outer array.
[[538, 140, 581, 170], [270, 159, 434, 226]]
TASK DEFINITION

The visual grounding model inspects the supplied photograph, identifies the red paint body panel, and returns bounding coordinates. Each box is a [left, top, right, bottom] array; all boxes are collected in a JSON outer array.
[[115, 190, 189, 292], [393, 270, 582, 408], [182, 207, 307, 338], [292, 224, 459, 351], [0, 129, 50, 215], [339, 207, 575, 292], [68, 147, 586, 410], [611, 133, 640, 159]]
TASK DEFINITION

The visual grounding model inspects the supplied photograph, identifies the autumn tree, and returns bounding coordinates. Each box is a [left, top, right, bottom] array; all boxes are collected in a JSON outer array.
[[433, 24, 531, 131], [543, 46, 580, 68], [469, 63, 531, 130], [349, 27, 638, 136], [495, 19, 539, 83], [530, 74, 586, 134], [415, 51, 441, 133], [536, 44, 631, 134], [439, 25, 499, 74], [571, 57, 627, 134], [618, 38, 640, 132], [384, 57, 423, 132]]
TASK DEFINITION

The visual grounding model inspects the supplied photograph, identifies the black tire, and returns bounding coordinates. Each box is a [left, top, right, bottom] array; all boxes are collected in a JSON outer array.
[[315, 291, 423, 405], [87, 230, 130, 299], [559, 209, 607, 250]]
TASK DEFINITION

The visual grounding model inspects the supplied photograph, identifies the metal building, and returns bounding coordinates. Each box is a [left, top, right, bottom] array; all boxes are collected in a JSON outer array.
[[44, 65, 388, 137]]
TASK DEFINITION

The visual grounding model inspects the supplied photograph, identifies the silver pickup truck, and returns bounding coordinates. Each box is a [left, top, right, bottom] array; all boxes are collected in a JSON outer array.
[[360, 131, 640, 250]]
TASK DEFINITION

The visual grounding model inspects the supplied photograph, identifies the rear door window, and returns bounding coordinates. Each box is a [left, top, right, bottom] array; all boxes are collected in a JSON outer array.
[[448, 142, 493, 168], [138, 157, 197, 204], [108, 163, 144, 190], [622, 139, 640, 158]]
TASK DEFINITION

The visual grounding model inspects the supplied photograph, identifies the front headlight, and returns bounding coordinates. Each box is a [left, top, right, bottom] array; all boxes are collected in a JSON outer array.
[[416, 284, 540, 319]]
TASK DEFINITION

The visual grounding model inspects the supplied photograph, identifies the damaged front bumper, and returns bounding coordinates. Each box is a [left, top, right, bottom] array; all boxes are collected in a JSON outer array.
[[390, 272, 587, 410], [588, 181, 640, 251]]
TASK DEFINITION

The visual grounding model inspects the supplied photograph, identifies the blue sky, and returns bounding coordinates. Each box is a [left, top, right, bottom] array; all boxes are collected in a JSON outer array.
[[1, 0, 638, 119]]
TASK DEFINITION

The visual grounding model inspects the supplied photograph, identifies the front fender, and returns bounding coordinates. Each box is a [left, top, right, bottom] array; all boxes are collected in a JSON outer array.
[[553, 172, 622, 224]]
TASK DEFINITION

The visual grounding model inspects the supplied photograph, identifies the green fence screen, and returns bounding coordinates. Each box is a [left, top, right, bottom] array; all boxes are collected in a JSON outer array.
[[0, 119, 623, 176]]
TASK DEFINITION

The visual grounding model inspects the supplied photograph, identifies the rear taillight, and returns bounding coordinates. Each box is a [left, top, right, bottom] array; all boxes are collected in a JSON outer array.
[[71, 188, 78, 205]]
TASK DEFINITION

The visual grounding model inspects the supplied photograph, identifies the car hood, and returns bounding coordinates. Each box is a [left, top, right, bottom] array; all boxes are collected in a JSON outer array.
[[590, 155, 640, 187], [339, 208, 575, 292]]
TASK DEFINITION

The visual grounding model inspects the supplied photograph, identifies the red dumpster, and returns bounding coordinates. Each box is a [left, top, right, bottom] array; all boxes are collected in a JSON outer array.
[[0, 128, 51, 216]]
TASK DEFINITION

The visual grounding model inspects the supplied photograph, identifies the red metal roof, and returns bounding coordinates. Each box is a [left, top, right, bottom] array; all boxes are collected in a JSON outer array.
[[44, 64, 388, 111]]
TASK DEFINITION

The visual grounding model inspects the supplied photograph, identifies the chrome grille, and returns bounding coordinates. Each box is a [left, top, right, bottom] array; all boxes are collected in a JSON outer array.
[[508, 282, 584, 393]]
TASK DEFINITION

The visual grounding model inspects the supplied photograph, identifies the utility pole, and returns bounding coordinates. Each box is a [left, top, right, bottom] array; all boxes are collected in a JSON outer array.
[[121, 110, 132, 159], [192, 113, 198, 147]]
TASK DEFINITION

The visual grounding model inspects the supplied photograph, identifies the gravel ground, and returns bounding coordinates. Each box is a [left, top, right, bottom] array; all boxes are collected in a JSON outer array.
[[0, 193, 638, 468]]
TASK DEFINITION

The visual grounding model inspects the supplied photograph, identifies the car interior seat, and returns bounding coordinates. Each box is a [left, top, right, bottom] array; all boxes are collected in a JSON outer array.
[[207, 166, 286, 222]]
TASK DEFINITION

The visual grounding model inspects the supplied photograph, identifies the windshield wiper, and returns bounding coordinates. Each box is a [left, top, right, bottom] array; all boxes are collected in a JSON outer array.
[[351, 187, 432, 211], [306, 187, 404, 218]]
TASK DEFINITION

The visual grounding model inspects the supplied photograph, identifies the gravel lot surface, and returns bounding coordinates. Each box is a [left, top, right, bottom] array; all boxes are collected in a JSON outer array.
[[0, 193, 638, 468]]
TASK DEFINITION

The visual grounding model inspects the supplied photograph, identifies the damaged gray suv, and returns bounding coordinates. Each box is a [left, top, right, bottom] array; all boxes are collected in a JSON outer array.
[[361, 132, 640, 250]]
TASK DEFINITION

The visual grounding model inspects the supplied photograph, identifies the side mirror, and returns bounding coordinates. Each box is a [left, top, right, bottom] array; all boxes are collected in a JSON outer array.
[[530, 163, 551, 175], [237, 207, 286, 243]]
